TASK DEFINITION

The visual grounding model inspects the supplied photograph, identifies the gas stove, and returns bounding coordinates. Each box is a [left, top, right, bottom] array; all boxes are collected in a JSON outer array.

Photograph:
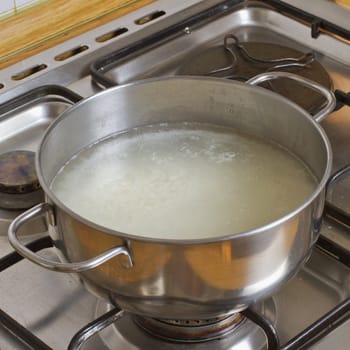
[[0, 1, 350, 349]]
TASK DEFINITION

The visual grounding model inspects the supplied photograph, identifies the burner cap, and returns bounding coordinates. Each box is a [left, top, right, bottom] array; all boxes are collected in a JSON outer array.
[[0, 150, 43, 209], [0, 150, 40, 194]]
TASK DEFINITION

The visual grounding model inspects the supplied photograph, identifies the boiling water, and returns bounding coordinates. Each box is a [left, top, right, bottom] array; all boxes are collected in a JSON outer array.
[[51, 123, 317, 239]]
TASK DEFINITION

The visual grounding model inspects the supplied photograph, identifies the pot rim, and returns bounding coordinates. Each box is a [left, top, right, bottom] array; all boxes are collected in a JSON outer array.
[[36, 76, 333, 244]]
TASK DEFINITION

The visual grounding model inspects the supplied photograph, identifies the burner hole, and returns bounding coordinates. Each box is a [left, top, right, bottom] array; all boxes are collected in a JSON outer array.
[[134, 10, 166, 25], [0, 83, 3, 89], [12, 64, 47, 81], [55, 45, 89, 61], [95, 27, 128, 42]]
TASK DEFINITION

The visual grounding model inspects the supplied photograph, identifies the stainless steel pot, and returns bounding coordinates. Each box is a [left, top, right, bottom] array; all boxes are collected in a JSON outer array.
[[8, 73, 335, 320]]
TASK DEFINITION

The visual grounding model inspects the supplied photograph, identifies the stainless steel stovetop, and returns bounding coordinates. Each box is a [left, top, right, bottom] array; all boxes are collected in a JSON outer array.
[[0, 1, 349, 349]]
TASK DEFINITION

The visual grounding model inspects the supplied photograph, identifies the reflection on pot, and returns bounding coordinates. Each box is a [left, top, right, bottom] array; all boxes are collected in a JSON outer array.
[[185, 218, 299, 290], [66, 217, 172, 287]]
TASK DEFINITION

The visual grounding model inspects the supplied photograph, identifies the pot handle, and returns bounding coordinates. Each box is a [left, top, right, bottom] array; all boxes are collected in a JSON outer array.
[[8, 203, 133, 272], [246, 71, 336, 123]]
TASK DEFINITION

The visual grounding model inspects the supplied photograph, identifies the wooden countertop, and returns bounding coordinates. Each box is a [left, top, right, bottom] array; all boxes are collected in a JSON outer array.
[[0, 0, 156, 70]]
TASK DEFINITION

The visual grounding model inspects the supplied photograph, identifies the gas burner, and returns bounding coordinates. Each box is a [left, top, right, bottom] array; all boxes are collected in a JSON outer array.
[[133, 313, 243, 343], [90, 299, 276, 350], [0, 150, 43, 210], [177, 35, 332, 115]]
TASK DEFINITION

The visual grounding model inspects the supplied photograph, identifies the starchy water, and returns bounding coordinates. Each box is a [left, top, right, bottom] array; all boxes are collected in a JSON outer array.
[[50, 123, 317, 239]]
